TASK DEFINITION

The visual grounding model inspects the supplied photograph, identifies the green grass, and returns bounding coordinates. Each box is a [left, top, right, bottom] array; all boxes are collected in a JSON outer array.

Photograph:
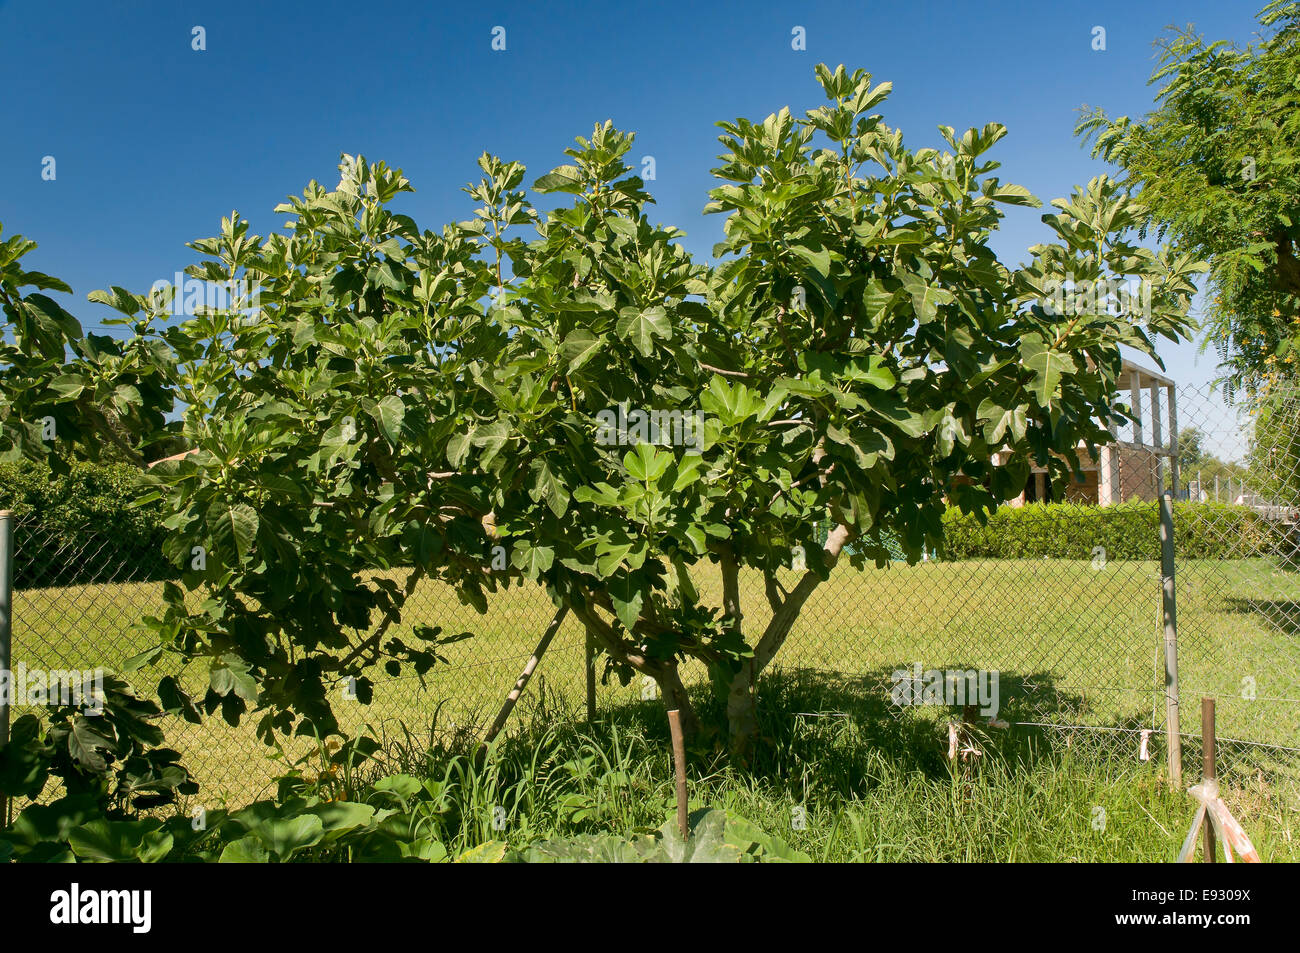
[[277, 681, 1300, 862], [11, 556, 1300, 844]]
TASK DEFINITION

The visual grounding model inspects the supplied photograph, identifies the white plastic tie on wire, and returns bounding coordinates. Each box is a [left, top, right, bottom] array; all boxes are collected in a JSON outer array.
[[1139, 729, 1151, 762]]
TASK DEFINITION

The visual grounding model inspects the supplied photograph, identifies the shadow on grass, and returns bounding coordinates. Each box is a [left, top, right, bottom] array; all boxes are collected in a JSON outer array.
[[388, 664, 1174, 804], [1221, 598, 1300, 638]]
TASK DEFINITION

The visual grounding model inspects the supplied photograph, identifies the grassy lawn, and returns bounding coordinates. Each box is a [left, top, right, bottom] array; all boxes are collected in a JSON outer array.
[[350, 696, 1300, 863], [10, 557, 1300, 837]]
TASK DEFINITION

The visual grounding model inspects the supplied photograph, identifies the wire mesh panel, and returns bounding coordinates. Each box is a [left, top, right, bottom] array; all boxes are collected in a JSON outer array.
[[764, 378, 1300, 827], [778, 516, 1166, 764], [1170, 381, 1300, 821], [7, 522, 622, 805]]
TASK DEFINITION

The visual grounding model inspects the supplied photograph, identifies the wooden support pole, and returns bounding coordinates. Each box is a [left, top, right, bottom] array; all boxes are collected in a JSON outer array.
[[479, 606, 568, 751], [668, 709, 689, 840], [1202, 697, 1217, 863], [585, 626, 597, 725]]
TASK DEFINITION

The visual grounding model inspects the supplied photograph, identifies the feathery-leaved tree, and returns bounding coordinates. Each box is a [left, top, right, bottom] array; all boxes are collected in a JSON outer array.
[[1076, 0, 1300, 391]]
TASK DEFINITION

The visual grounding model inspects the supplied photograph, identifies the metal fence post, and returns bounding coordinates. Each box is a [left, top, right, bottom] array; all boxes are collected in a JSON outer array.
[[0, 511, 12, 825], [1159, 492, 1183, 790], [1202, 697, 1217, 863]]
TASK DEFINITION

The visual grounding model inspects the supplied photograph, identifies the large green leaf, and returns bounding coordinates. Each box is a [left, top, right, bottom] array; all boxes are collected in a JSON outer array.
[[304, 801, 377, 843], [370, 395, 406, 444], [977, 398, 1028, 444], [511, 541, 556, 579], [899, 273, 954, 323], [560, 330, 604, 371], [209, 655, 259, 702], [456, 840, 510, 863], [623, 442, 670, 482], [66, 717, 114, 773], [253, 814, 325, 859], [1020, 336, 1078, 406], [529, 458, 569, 517], [207, 501, 259, 564], [608, 574, 644, 630], [68, 819, 173, 863], [615, 306, 670, 357], [533, 165, 585, 194], [788, 241, 832, 278], [218, 835, 270, 863]]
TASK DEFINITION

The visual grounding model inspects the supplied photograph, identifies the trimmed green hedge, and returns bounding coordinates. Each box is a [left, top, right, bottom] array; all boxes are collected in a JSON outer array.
[[0, 460, 172, 587], [940, 500, 1284, 561]]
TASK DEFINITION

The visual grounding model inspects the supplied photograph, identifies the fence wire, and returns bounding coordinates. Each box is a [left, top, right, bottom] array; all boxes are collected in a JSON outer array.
[[5, 381, 1299, 825]]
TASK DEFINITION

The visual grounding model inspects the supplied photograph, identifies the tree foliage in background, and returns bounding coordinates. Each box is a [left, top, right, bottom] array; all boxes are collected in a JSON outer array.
[[0, 227, 175, 468], [0, 460, 170, 586], [1076, 0, 1300, 392], [1175, 425, 1251, 491], [1247, 382, 1300, 505]]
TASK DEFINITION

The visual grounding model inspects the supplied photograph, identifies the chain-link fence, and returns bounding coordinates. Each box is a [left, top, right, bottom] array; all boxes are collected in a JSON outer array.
[[4, 380, 1299, 825], [1162, 380, 1300, 824], [6, 525, 590, 805]]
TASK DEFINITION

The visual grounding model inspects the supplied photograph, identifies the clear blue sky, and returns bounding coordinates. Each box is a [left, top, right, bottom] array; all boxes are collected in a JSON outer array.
[[0, 0, 1271, 412]]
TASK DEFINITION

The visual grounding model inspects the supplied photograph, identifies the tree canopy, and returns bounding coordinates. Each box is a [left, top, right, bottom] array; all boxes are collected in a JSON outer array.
[[0, 64, 1203, 759]]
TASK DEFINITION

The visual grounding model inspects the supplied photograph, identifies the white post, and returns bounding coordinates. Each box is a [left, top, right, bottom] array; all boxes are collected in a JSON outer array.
[[1099, 445, 1114, 505], [1168, 384, 1180, 496], [1130, 370, 1144, 447], [1151, 384, 1164, 495]]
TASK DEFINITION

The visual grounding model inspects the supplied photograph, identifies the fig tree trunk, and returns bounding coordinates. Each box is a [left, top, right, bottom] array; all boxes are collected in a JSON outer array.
[[657, 661, 701, 740], [724, 661, 759, 763]]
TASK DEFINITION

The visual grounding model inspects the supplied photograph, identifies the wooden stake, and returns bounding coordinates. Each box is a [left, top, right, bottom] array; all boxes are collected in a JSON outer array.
[[479, 606, 568, 752], [667, 709, 689, 840], [584, 626, 597, 725], [1202, 697, 1217, 863]]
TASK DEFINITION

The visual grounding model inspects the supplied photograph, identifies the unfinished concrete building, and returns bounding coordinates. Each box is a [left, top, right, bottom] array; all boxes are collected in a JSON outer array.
[[1000, 359, 1177, 507]]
